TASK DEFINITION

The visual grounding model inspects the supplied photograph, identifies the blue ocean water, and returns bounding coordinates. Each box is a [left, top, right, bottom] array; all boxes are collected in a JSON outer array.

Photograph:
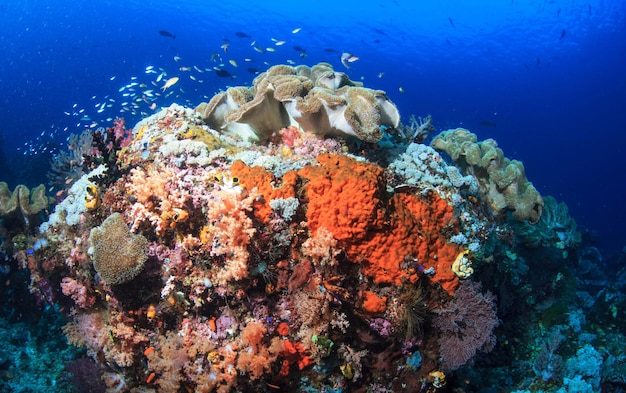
[[0, 1, 625, 391], [2, 0, 624, 253]]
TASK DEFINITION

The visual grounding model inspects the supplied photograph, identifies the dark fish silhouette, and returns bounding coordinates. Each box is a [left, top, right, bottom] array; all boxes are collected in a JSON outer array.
[[479, 120, 497, 128], [235, 31, 251, 38], [247, 67, 260, 74], [560, 29, 566, 40], [448, 17, 455, 28], [324, 48, 338, 53], [373, 28, 389, 36], [536, 57, 541, 65], [215, 68, 235, 78], [293, 45, 306, 52], [159, 30, 176, 39]]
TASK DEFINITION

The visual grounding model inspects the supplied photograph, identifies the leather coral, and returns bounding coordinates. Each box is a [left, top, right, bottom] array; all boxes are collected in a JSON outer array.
[[196, 62, 400, 143]]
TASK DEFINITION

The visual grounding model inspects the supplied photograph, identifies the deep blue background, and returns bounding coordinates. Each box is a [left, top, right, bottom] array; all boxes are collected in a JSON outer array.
[[1, 0, 625, 252]]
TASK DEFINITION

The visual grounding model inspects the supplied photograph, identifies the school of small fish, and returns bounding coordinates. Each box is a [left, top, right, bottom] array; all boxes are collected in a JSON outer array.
[[21, 26, 392, 158]]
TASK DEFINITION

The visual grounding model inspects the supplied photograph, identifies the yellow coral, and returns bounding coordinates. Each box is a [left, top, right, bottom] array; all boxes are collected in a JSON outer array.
[[452, 250, 474, 279], [84, 184, 101, 210]]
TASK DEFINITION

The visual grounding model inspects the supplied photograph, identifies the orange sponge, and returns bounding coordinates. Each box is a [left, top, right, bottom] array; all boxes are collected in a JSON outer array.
[[230, 160, 298, 222], [362, 291, 388, 314], [299, 154, 460, 294]]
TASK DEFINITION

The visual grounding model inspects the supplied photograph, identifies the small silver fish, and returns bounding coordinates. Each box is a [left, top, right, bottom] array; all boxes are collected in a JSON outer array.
[[341, 52, 352, 68]]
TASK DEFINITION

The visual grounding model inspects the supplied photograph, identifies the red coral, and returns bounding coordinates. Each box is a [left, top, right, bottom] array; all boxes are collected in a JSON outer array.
[[280, 339, 312, 375], [230, 160, 298, 223], [362, 291, 387, 315]]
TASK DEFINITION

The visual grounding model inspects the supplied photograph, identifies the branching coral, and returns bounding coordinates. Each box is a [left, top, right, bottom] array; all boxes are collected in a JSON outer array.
[[128, 166, 181, 235], [82, 118, 131, 186], [203, 181, 257, 285], [236, 321, 276, 379]]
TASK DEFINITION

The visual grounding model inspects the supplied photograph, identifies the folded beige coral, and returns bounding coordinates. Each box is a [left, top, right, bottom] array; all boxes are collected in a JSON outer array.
[[431, 128, 544, 224], [195, 62, 400, 143], [0, 182, 50, 218]]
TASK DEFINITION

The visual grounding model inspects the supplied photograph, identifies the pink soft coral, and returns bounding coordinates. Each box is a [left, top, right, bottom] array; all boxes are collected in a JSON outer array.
[[60, 277, 95, 309], [202, 184, 257, 284]]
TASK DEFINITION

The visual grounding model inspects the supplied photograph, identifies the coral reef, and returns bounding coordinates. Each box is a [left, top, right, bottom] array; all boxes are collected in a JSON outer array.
[[27, 99, 482, 391], [8, 63, 609, 393], [431, 128, 544, 223]]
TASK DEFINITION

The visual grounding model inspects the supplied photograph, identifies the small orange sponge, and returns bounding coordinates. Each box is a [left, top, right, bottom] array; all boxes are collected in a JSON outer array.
[[362, 291, 388, 314], [230, 160, 298, 223]]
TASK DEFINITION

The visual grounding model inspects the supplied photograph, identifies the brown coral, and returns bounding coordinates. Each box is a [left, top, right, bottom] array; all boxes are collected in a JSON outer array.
[[195, 62, 399, 143], [0, 182, 50, 217], [431, 128, 544, 223], [90, 213, 148, 285]]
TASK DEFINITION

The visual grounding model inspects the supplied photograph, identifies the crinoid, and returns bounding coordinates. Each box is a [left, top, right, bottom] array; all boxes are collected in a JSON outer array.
[[397, 283, 429, 339]]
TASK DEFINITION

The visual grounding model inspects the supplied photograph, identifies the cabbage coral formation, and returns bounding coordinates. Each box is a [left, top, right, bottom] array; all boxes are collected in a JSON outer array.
[[16, 63, 543, 392], [431, 128, 544, 223], [0, 182, 50, 227], [196, 62, 400, 142]]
